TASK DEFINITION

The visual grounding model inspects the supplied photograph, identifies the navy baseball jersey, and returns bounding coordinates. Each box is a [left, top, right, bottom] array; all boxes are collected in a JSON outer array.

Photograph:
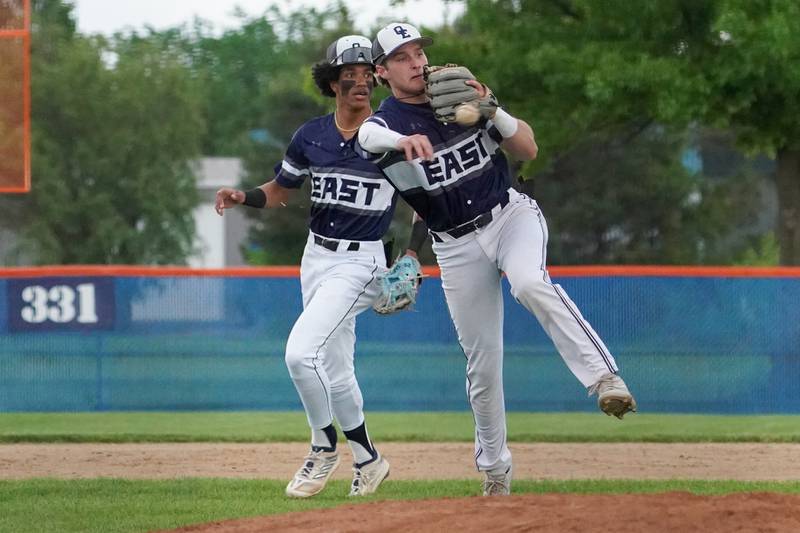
[[356, 96, 512, 232], [276, 114, 398, 241]]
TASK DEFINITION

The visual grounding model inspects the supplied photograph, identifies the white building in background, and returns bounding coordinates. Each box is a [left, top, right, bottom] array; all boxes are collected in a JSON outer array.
[[190, 157, 252, 268], [0, 157, 254, 267]]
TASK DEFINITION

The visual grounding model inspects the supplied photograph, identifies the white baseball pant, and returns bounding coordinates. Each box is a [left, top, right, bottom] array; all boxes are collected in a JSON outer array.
[[432, 188, 618, 473], [284, 232, 386, 433]]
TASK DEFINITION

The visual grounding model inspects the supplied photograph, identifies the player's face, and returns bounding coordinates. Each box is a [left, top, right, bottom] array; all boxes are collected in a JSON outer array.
[[378, 43, 428, 98], [333, 65, 374, 108]]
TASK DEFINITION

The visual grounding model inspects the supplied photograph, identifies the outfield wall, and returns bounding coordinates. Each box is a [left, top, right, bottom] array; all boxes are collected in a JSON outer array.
[[1, 266, 798, 414]]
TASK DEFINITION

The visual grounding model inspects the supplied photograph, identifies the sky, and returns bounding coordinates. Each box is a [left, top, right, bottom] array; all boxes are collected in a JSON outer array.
[[71, 0, 463, 35]]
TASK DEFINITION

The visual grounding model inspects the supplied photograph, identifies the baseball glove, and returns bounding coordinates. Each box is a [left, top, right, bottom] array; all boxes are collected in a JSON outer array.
[[372, 255, 423, 315], [424, 63, 499, 126]]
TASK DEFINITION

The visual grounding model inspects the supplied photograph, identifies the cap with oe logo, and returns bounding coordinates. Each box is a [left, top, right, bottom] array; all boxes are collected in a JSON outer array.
[[372, 22, 433, 65]]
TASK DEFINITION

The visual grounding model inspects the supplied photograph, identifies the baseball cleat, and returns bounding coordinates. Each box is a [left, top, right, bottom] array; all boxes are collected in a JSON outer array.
[[349, 454, 390, 496], [590, 374, 637, 419], [482, 466, 512, 496], [285, 449, 340, 498]]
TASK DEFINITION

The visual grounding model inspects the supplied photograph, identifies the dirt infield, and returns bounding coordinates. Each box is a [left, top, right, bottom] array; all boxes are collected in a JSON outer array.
[[165, 492, 800, 533], [4, 443, 800, 532], [2, 442, 799, 480]]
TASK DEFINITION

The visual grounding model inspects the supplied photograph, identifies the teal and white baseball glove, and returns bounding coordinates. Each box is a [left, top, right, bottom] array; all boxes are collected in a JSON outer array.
[[373, 255, 423, 315]]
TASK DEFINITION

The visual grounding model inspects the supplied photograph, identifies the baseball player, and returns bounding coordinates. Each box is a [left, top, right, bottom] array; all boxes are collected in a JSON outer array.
[[356, 22, 637, 496], [214, 35, 392, 498]]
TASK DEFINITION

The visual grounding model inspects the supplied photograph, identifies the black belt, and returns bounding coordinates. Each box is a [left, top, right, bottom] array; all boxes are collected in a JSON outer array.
[[431, 192, 509, 243], [314, 235, 360, 252]]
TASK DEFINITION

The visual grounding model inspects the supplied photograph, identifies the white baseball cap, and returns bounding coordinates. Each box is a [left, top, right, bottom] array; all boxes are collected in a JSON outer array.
[[326, 35, 374, 66], [372, 22, 433, 65]]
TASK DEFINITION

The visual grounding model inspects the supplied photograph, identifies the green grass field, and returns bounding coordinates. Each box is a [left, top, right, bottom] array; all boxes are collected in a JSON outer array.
[[2, 479, 800, 533], [2, 411, 800, 442], [1, 412, 799, 532]]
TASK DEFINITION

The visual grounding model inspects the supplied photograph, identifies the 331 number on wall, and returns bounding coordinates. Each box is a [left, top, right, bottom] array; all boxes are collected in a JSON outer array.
[[8, 278, 115, 331], [21, 283, 99, 324]]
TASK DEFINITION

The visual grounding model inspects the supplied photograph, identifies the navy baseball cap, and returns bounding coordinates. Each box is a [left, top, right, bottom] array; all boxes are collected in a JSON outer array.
[[326, 35, 374, 66], [372, 22, 433, 65]]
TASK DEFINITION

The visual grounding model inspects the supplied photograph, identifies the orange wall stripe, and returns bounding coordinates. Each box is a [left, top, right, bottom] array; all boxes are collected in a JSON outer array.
[[0, 29, 27, 37], [1, 265, 800, 279], [0, 266, 302, 278]]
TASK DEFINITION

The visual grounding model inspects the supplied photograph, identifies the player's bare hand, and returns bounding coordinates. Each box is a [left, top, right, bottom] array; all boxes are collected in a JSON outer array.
[[397, 134, 434, 162], [215, 187, 244, 216], [465, 79, 488, 98]]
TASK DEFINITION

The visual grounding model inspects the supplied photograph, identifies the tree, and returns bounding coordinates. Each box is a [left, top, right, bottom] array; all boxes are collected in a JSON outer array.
[[240, 6, 363, 264], [437, 0, 799, 264], [533, 123, 761, 264], [156, 4, 365, 264], [2, 0, 205, 264], [701, 0, 800, 264]]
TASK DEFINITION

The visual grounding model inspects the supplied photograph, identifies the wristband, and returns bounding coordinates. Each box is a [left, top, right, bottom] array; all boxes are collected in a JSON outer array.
[[407, 219, 429, 254], [492, 108, 519, 138], [243, 188, 267, 208]]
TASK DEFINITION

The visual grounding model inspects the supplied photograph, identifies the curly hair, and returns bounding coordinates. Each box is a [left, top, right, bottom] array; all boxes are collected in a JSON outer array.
[[312, 61, 339, 98]]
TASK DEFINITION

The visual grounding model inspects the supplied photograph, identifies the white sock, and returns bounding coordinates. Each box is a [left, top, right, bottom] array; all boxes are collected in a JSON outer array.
[[311, 428, 334, 450], [348, 440, 377, 465]]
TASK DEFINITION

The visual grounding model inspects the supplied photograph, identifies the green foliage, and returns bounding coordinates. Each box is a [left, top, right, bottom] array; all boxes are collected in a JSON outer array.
[[430, 1, 706, 168], [429, 0, 796, 264], [440, 0, 799, 154], [735, 232, 780, 266], [704, 0, 800, 154], [146, 4, 367, 265], [2, 0, 205, 264], [157, 3, 359, 157], [527, 124, 760, 264], [7, 0, 797, 265]]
